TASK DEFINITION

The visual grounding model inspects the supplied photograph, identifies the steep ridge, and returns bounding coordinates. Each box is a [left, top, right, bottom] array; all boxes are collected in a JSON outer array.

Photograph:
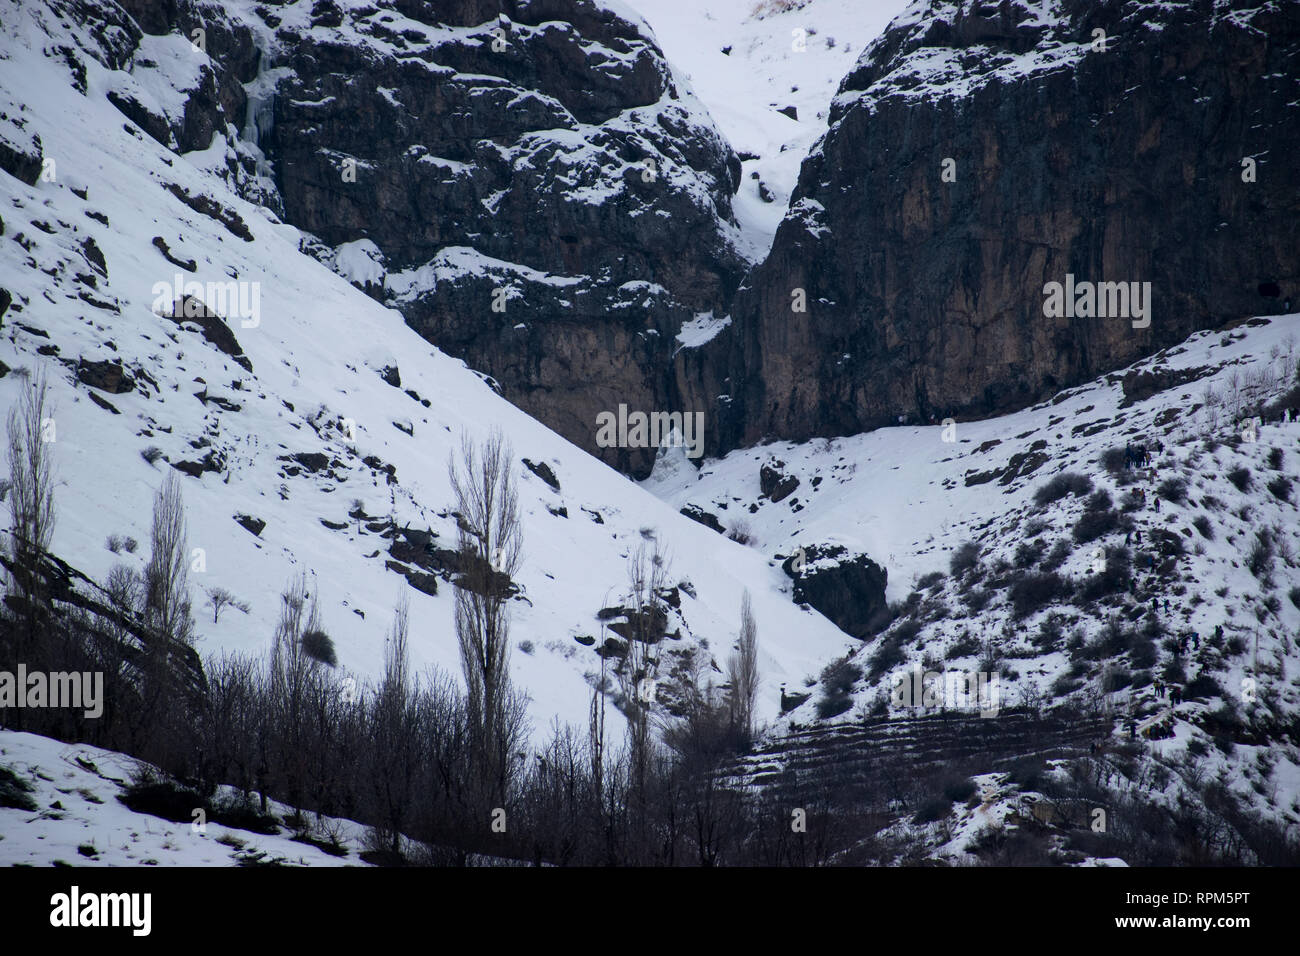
[[623, 0, 910, 257]]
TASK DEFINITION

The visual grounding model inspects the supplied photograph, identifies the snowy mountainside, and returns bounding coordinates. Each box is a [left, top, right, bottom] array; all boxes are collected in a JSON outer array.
[[648, 313, 1300, 829], [174, 0, 754, 477], [0, 0, 849, 738], [623, 0, 910, 256], [714, 0, 1300, 454]]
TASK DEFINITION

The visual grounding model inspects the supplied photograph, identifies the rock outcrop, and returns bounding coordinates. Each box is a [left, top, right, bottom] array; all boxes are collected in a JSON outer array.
[[236, 0, 747, 476], [94, 0, 1300, 474], [783, 544, 888, 640], [710, 0, 1300, 452]]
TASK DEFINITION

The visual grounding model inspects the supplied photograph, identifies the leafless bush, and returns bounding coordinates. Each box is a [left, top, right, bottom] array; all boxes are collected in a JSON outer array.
[[205, 586, 240, 623]]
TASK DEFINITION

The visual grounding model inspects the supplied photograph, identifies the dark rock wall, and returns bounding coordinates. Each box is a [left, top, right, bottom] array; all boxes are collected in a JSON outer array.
[[712, 0, 1300, 452], [99, 0, 1300, 473], [255, 0, 747, 475]]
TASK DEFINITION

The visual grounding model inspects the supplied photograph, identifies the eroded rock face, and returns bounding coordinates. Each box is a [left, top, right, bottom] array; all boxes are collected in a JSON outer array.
[[712, 0, 1300, 452], [90, 0, 1300, 476], [759, 457, 798, 503], [782, 544, 887, 641], [242, 0, 746, 476]]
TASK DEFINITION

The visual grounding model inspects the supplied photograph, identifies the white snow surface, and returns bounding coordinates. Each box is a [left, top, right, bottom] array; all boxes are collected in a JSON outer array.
[[0, 0, 849, 746], [0, 731, 371, 866], [647, 315, 1300, 749], [623, 0, 910, 258], [332, 239, 385, 289]]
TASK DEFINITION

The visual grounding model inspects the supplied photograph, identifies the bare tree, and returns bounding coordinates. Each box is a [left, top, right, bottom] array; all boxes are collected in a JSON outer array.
[[385, 591, 411, 694], [270, 573, 317, 704], [620, 539, 671, 793], [127, 472, 197, 765], [448, 429, 523, 802], [368, 591, 417, 857], [205, 586, 237, 623], [267, 573, 321, 813], [728, 588, 760, 742], [143, 472, 193, 645], [589, 597, 615, 811], [5, 372, 55, 654]]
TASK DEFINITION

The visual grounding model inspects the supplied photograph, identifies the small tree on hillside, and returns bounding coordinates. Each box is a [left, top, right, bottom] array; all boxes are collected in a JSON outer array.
[[728, 589, 760, 744], [132, 471, 197, 765], [448, 428, 524, 804], [143, 471, 194, 646], [368, 592, 417, 857], [5, 372, 55, 658], [620, 539, 671, 795]]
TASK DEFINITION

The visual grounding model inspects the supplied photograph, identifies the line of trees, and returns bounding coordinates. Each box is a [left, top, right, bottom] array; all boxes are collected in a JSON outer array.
[[11, 379, 1288, 864], [0, 395, 816, 863], [2, 374, 203, 764]]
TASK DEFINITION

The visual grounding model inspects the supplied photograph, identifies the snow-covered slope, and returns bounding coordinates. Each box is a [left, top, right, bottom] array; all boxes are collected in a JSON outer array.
[[622, 0, 909, 257], [0, 0, 849, 740], [0, 730, 373, 866], [647, 312, 1300, 829], [648, 315, 1300, 614]]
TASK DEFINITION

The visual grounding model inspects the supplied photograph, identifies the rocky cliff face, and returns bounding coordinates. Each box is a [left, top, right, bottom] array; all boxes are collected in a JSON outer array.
[[101, 0, 746, 476], [90, 0, 1300, 471], [711, 0, 1300, 451], [252, 0, 746, 475]]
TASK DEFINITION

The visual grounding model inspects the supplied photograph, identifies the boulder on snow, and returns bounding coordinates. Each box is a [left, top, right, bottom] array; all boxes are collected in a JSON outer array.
[[760, 458, 800, 503], [77, 358, 135, 394], [782, 543, 888, 640], [522, 457, 560, 491], [234, 513, 265, 537], [679, 503, 724, 534], [0, 107, 43, 186], [161, 295, 251, 371], [108, 90, 173, 148]]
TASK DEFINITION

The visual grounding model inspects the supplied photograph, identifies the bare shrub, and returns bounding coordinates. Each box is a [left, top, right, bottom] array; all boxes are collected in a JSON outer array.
[[1157, 477, 1188, 504], [301, 629, 337, 667], [1034, 472, 1093, 506], [950, 541, 982, 577], [1009, 570, 1070, 619], [816, 658, 861, 719]]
